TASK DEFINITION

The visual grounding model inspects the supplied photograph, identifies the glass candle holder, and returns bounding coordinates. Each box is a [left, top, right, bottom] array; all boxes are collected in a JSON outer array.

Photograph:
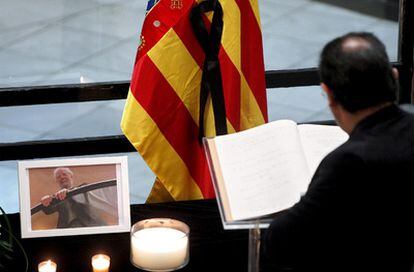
[[91, 254, 110, 272], [38, 260, 57, 272], [130, 218, 190, 272]]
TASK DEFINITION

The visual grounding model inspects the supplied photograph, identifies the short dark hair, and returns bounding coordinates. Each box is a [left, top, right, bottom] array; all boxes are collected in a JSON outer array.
[[319, 32, 397, 112]]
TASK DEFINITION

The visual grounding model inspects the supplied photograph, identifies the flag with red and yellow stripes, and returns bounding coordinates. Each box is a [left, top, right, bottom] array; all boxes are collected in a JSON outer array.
[[121, 0, 268, 202]]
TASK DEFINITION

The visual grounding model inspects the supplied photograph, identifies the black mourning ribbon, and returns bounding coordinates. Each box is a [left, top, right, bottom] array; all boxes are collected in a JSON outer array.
[[190, 0, 228, 142]]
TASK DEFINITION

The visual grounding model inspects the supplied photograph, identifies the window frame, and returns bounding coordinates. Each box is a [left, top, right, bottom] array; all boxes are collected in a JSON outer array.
[[0, 0, 412, 161]]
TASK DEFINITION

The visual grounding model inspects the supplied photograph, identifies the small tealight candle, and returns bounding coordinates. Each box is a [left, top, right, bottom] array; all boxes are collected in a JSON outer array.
[[92, 254, 110, 272], [131, 218, 189, 271], [38, 260, 57, 272]]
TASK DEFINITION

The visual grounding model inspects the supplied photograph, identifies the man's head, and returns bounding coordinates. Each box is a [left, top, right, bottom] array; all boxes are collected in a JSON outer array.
[[319, 32, 397, 112], [319, 32, 397, 132], [53, 167, 74, 189]]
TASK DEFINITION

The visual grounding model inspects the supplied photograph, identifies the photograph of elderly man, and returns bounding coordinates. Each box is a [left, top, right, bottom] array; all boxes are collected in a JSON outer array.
[[30, 165, 119, 230]]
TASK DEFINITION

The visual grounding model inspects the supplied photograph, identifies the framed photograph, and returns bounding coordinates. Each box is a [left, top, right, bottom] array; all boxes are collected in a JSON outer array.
[[18, 156, 130, 238]]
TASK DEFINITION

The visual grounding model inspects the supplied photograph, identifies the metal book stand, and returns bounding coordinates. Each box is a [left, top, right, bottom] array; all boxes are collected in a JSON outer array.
[[248, 221, 261, 272]]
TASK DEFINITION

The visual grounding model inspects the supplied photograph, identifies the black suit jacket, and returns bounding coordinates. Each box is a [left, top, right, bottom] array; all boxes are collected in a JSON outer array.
[[263, 105, 414, 272]]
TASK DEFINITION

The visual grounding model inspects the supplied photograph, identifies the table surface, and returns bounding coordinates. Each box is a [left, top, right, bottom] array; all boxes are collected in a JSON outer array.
[[5, 199, 261, 272]]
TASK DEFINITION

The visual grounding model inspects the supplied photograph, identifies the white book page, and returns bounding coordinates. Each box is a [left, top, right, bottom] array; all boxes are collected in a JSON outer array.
[[214, 120, 310, 221], [298, 124, 349, 186]]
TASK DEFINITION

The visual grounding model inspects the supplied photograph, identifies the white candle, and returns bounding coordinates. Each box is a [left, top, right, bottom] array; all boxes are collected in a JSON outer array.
[[131, 227, 189, 271], [92, 254, 110, 272], [38, 260, 57, 272]]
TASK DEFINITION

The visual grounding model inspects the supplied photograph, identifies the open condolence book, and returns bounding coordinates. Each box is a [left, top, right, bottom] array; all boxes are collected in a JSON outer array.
[[203, 120, 348, 229]]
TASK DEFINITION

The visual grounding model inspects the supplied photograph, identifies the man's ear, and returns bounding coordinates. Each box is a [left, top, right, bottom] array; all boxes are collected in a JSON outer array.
[[392, 67, 399, 80], [320, 83, 336, 107]]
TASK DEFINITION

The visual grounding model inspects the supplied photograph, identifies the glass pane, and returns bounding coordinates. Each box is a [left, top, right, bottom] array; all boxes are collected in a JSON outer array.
[[0, 0, 146, 88], [1, 0, 400, 87], [0, 152, 155, 213], [267, 86, 334, 122], [260, 0, 400, 70], [0, 86, 334, 143], [0, 100, 125, 143]]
